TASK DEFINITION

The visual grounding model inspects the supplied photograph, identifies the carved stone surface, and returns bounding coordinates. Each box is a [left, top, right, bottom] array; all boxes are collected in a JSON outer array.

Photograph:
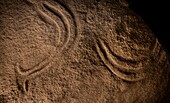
[[0, 0, 169, 103]]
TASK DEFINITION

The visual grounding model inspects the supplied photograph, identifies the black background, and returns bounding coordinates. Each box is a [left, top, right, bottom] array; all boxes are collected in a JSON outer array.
[[126, 0, 170, 54]]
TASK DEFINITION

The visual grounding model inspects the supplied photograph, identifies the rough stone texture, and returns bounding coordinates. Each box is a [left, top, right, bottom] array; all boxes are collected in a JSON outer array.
[[0, 0, 169, 103]]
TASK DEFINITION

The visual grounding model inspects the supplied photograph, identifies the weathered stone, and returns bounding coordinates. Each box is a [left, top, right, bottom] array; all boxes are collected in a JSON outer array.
[[0, 0, 169, 102]]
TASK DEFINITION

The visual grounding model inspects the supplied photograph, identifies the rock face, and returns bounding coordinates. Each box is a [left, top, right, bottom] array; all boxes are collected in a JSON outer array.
[[0, 0, 169, 103]]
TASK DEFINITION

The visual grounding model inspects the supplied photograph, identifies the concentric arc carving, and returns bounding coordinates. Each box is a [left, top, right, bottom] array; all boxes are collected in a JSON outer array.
[[95, 38, 146, 81], [15, 0, 79, 93]]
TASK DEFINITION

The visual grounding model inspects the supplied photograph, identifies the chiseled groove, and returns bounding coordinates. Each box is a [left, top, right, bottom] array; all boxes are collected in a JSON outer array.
[[156, 47, 167, 64], [16, 77, 26, 93], [108, 26, 148, 64], [15, 62, 52, 93], [43, 1, 71, 51], [14, 51, 55, 93], [16, 78, 30, 94], [15, 57, 53, 93], [152, 39, 161, 58], [98, 39, 144, 72], [107, 42, 146, 63], [15, 0, 79, 93], [25, 0, 79, 52], [151, 39, 168, 64], [25, 80, 29, 92], [56, 0, 80, 52], [105, 41, 147, 68], [15, 59, 50, 76], [15, 52, 55, 76], [35, 5, 61, 46], [96, 39, 144, 81]]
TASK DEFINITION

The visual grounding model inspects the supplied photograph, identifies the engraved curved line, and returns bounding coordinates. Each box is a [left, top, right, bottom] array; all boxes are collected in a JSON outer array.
[[43, 1, 80, 52], [15, 76, 30, 94], [16, 77, 27, 93], [15, 61, 52, 93], [17, 0, 79, 93], [15, 51, 55, 76], [108, 25, 148, 61], [151, 39, 168, 63], [15, 60, 52, 93], [105, 41, 147, 68], [14, 53, 55, 93], [96, 39, 145, 81], [96, 44, 144, 81], [35, 5, 61, 46], [152, 39, 161, 57], [15, 0, 58, 93], [15, 59, 50, 76], [154, 46, 167, 64], [107, 43, 147, 63], [98, 39, 145, 72], [43, 1, 71, 51]]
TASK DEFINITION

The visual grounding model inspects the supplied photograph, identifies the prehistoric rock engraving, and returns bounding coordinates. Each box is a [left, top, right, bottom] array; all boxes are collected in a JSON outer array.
[[151, 39, 168, 66], [95, 38, 146, 81], [152, 39, 161, 57], [37, 1, 78, 51], [15, 54, 53, 93], [0, 0, 169, 102], [35, 4, 62, 47], [43, 1, 71, 50], [24, 0, 79, 52], [14, 0, 79, 93], [151, 39, 167, 61]]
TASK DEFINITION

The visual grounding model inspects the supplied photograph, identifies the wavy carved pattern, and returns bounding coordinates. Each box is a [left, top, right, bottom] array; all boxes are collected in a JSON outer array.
[[14, 0, 79, 93], [96, 36, 169, 82], [95, 38, 147, 81]]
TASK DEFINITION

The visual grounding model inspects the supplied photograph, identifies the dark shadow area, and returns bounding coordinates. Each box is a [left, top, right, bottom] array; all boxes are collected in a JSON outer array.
[[126, 0, 170, 54], [126, 1, 170, 103]]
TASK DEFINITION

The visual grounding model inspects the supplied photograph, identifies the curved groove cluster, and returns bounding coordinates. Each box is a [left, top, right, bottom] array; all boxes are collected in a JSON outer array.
[[95, 38, 147, 82], [96, 35, 168, 82], [14, 0, 79, 93], [151, 39, 168, 64]]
